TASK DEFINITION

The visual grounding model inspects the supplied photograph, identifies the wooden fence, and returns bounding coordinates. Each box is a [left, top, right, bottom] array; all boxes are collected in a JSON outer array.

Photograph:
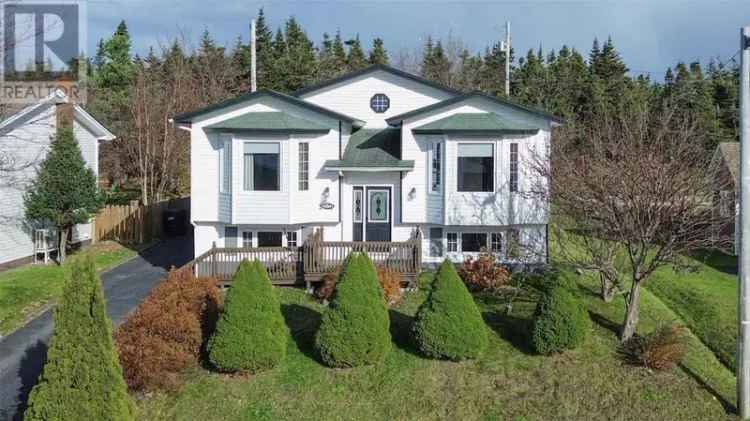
[[94, 197, 189, 244], [186, 229, 422, 287]]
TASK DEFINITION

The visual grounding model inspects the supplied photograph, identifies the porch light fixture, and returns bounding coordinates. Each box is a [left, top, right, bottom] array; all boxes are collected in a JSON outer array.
[[409, 187, 417, 200], [320, 187, 335, 210]]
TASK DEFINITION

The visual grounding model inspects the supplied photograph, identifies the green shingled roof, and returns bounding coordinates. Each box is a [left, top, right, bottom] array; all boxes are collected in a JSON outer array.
[[204, 111, 330, 133], [412, 113, 540, 135], [324, 128, 414, 170]]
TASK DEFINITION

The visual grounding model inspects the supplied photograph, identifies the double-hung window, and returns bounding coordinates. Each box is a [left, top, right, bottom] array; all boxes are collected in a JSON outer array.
[[298, 143, 309, 191], [286, 232, 298, 248], [509, 143, 519, 193], [244, 143, 280, 191], [490, 232, 503, 253], [430, 141, 442, 193], [242, 231, 253, 248], [447, 233, 458, 252], [457, 143, 494, 192]]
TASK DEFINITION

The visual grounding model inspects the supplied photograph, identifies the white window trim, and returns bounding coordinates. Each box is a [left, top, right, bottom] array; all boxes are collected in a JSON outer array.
[[285, 231, 298, 248], [218, 135, 231, 194], [242, 140, 283, 193], [428, 140, 442, 195], [456, 142, 496, 193], [446, 231, 459, 253], [509, 142, 519, 193], [298, 142, 309, 191], [353, 189, 363, 223], [367, 188, 390, 224], [241, 230, 254, 248]]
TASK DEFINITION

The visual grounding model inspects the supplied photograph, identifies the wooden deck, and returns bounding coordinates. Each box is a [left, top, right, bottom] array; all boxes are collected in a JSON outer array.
[[184, 230, 422, 287]]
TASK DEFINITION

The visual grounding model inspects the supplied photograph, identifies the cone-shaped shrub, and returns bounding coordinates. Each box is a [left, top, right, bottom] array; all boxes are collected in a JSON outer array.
[[412, 259, 488, 360], [531, 285, 590, 355], [24, 253, 134, 421], [315, 252, 391, 367], [208, 260, 287, 372]]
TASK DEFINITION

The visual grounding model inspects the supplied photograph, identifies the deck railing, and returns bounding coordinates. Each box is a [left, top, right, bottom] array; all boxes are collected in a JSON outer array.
[[186, 229, 422, 286]]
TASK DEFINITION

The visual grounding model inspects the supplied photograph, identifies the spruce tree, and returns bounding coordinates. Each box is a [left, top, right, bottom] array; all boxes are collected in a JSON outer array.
[[346, 34, 368, 71], [24, 254, 133, 420], [208, 260, 288, 372], [315, 252, 391, 367], [368, 37, 389, 65], [412, 260, 488, 360], [25, 127, 103, 262]]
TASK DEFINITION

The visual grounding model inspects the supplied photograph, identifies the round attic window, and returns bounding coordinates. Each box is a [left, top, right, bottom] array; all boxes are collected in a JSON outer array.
[[370, 93, 390, 113]]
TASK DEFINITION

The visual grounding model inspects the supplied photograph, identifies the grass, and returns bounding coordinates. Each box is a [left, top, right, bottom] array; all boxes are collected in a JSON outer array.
[[645, 250, 738, 372], [0, 241, 138, 335], [135, 270, 738, 421]]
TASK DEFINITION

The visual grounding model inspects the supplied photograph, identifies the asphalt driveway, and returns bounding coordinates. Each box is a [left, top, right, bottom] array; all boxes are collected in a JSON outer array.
[[0, 235, 193, 420]]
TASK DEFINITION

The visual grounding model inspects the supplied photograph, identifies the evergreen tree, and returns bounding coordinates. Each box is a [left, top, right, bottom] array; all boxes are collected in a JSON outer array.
[[91, 20, 135, 132], [422, 38, 451, 86], [412, 260, 488, 360], [369, 37, 389, 65], [479, 40, 512, 96], [346, 34, 368, 71], [208, 260, 288, 372], [25, 127, 103, 262], [273, 17, 317, 92], [315, 253, 391, 367], [24, 254, 133, 420], [94, 20, 135, 100]]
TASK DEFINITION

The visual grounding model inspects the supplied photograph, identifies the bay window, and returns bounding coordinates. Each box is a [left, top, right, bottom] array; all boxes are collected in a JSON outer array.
[[244, 143, 280, 191], [457, 143, 494, 192]]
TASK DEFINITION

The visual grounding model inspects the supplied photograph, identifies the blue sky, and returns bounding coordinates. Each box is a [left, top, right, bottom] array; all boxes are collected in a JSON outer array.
[[87, 0, 750, 77]]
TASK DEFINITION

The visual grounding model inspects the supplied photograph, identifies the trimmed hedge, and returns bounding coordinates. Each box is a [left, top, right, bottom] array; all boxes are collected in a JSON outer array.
[[24, 253, 134, 421], [315, 252, 391, 367], [531, 281, 590, 355], [115, 268, 221, 392], [208, 260, 288, 372], [412, 259, 488, 360]]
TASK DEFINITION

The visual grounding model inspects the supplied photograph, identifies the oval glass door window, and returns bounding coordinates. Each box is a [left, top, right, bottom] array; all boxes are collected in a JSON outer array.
[[368, 190, 389, 222]]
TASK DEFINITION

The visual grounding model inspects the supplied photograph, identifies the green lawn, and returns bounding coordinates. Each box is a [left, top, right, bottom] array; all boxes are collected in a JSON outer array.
[[136, 270, 738, 421], [645, 251, 738, 372], [0, 241, 138, 335]]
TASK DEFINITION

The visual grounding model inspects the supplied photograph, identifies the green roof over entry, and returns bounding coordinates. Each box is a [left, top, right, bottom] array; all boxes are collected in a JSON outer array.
[[412, 113, 540, 135], [324, 128, 414, 171], [205, 111, 330, 133]]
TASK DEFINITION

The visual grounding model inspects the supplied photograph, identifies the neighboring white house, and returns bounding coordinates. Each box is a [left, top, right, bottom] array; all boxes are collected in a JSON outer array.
[[0, 90, 116, 269], [174, 64, 561, 265]]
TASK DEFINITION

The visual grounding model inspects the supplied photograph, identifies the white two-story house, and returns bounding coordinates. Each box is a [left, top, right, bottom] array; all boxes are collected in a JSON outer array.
[[174, 64, 560, 266]]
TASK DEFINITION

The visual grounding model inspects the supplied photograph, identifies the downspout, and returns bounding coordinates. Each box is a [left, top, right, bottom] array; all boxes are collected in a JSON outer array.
[[338, 120, 343, 241]]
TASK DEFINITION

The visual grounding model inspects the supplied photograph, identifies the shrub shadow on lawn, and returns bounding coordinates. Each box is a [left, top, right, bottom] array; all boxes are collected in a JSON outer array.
[[482, 311, 535, 355], [12, 340, 48, 420], [388, 309, 422, 357], [281, 304, 323, 364]]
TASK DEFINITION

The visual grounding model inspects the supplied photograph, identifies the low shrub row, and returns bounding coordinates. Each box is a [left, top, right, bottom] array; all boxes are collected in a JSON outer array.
[[115, 268, 221, 392]]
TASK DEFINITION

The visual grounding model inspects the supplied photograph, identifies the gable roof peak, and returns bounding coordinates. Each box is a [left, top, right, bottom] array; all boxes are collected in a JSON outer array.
[[292, 63, 462, 97]]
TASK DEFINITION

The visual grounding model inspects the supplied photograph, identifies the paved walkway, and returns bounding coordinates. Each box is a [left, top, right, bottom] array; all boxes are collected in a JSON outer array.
[[0, 236, 193, 420]]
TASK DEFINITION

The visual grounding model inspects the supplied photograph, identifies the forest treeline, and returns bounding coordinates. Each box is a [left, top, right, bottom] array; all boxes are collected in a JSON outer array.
[[85, 9, 739, 204]]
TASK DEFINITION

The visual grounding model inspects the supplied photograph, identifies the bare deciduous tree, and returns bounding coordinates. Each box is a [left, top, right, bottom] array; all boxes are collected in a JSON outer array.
[[115, 38, 242, 205], [532, 104, 731, 341]]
